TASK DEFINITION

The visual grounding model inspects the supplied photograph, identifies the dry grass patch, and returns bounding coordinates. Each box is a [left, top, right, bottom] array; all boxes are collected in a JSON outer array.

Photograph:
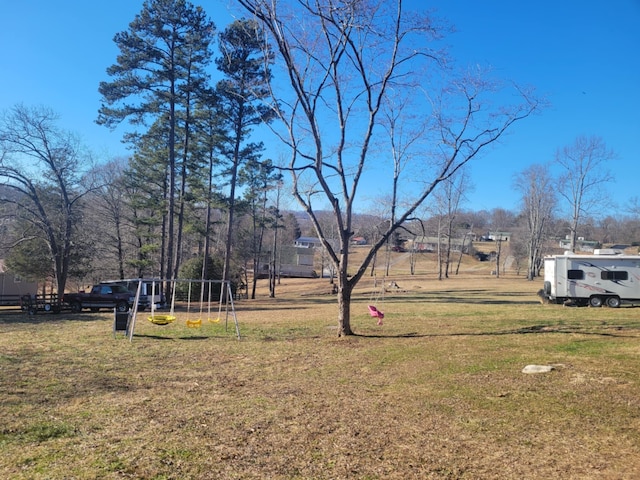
[[2, 273, 640, 479]]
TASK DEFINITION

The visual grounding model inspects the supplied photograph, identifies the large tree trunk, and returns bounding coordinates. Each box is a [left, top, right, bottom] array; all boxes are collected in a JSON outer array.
[[335, 238, 355, 336], [527, 251, 535, 280], [337, 277, 354, 337], [165, 95, 176, 303]]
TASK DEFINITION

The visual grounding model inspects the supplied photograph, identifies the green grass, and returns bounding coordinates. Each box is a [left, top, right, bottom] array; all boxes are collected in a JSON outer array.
[[1, 274, 640, 479]]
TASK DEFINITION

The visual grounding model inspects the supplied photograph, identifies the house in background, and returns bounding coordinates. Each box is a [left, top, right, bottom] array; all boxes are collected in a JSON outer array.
[[278, 246, 318, 278], [0, 259, 38, 305], [481, 232, 511, 242], [409, 236, 472, 254], [284, 236, 342, 277], [254, 236, 343, 278], [558, 237, 600, 252], [294, 236, 324, 248]]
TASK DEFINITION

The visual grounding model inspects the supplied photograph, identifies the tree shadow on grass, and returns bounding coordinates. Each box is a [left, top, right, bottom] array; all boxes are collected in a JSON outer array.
[[127, 333, 232, 341], [0, 311, 113, 325], [356, 323, 640, 339], [370, 293, 540, 306], [126, 333, 176, 341]]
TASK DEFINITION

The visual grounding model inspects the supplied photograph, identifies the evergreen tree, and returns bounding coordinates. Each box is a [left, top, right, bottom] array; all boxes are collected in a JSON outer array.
[[98, 0, 215, 294], [125, 124, 171, 278], [191, 89, 225, 282], [5, 236, 53, 285], [215, 18, 275, 285]]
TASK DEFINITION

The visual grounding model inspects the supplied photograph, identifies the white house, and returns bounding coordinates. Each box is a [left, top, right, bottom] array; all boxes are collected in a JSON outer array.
[[294, 236, 324, 248]]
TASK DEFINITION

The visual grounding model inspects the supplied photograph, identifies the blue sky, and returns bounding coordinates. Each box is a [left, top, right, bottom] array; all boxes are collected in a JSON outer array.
[[1, 1, 638, 215]]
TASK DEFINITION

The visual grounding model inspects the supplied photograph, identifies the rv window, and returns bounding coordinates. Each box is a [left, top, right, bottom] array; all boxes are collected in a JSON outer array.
[[567, 269, 584, 280], [601, 271, 628, 281]]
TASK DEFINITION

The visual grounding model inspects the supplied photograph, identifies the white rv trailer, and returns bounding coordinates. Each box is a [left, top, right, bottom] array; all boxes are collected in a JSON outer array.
[[542, 249, 640, 307]]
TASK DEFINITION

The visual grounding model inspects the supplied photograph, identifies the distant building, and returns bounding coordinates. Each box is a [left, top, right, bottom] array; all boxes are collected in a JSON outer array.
[[277, 246, 318, 278], [559, 237, 600, 252], [409, 236, 472, 254], [294, 236, 324, 248], [0, 260, 38, 304], [486, 232, 512, 242]]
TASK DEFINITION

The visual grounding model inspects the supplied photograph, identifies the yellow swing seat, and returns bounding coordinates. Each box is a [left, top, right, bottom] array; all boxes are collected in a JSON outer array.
[[186, 318, 202, 328], [148, 314, 176, 325]]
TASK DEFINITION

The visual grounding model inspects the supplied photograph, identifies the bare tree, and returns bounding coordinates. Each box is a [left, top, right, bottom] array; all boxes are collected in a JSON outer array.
[[238, 0, 539, 336], [431, 170, 470, 279], [268, 179, 285, 297], [488, 208, 516, 278], [380, 91, 426, 276], [556, 135, 615, 252], [0, 105, 96, 301], [513, 163, 555, 280], [623, 199, 640, 249], [627, 197, 640, 218]]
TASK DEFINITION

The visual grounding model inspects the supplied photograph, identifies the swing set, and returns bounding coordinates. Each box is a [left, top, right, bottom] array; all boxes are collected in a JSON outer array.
[[122, 278, 240, 341]]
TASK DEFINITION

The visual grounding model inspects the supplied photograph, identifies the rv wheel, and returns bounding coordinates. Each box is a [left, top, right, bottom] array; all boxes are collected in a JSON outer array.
[[589, 296, 603, 308], [606, 296, 621, 308]]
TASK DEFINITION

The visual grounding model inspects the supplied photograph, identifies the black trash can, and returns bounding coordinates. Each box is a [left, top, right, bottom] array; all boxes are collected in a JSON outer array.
[[114, 310, 130, 336]]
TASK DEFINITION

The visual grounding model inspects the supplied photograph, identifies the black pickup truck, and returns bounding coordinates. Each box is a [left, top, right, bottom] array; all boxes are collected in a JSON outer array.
[[63, 284, 134, 313]]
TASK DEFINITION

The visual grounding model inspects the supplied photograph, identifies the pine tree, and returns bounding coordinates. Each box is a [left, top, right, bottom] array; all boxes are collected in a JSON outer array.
[[215, 18, 275, 286], [98, 0, 215, 293]]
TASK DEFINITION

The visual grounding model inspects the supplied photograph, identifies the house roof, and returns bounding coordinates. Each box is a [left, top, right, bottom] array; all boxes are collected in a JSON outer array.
[[295, 236, 322, 243], [411, 236, 469, 245]]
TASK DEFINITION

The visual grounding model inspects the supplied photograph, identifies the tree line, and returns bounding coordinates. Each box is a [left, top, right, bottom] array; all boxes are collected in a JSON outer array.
[[0, 0, 291, 302], [425, 134, 627, 282], [4, 0, 627, 336]]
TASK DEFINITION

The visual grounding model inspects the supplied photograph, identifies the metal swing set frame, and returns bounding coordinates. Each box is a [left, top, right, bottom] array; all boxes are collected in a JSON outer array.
[[115, 278, 240, 342]]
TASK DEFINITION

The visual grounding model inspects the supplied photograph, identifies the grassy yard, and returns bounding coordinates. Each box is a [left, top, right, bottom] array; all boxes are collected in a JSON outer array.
[[1, 272, 640, 479]]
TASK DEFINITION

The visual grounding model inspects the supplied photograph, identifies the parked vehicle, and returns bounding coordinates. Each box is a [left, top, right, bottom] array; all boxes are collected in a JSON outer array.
[[541, 249, 640, 307], [99, 279, 166, 311], [20, 294, 62, 315], [63, 284, 134, 313]]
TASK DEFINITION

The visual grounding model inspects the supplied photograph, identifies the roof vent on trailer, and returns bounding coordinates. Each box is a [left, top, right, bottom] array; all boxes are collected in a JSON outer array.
[[594, 249, 623, 255]]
